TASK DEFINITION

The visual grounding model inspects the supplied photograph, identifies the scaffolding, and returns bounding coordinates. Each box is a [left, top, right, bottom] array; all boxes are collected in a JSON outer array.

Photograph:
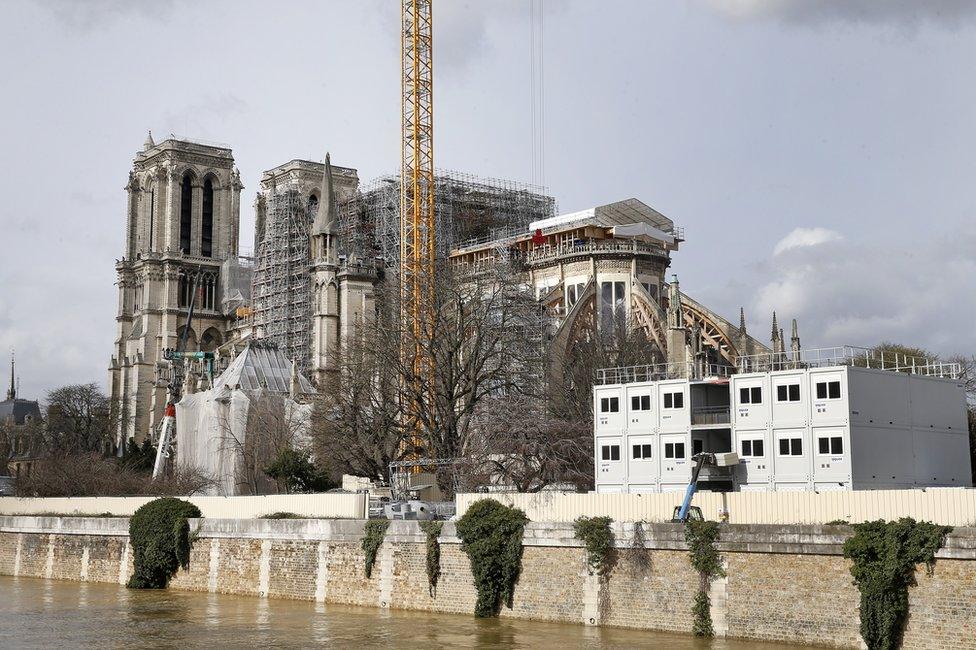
[[250, 188, 314, 377], [338, 170, 556, 265]]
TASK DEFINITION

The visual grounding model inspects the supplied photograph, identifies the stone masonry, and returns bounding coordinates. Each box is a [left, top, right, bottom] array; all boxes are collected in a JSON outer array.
[[1, 517, 975, 649]]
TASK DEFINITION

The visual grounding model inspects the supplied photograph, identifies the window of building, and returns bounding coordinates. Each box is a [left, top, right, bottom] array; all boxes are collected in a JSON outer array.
[[664, 442, 686, 459], [600, 397, 619, 413], [818, 436, 844, 455], [740, 438, 764, 458], [776, 383, 801, 402], [815, 380, 842, 400], [600, 281, 626, 328], [179, 174, 192, 254], [600, 444, 620, 461], [148, 187, 155, 251], [630, 394, 651, 411], [566, 282, 585, 308], [632, 444, 653, 460], [201, 178, 214, 258], [739, 386, 762, 404], [692, 439, 704, 455], [778, 437, 803, 456], [663, 391, 684, 409]]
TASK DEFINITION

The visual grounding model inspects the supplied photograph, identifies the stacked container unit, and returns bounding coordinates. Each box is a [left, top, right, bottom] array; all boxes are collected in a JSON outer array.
[[729, 366, 971, 491], [595, 364, 970, 494], [594, 379, 692, 493]]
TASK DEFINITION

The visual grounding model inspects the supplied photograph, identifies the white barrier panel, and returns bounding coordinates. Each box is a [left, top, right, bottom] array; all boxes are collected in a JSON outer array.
[[455, 488, 976, 526], [0, 493, 366, 520]]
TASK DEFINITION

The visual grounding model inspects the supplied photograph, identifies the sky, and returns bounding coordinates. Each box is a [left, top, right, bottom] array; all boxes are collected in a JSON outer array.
[[0, 0, 974, 401]]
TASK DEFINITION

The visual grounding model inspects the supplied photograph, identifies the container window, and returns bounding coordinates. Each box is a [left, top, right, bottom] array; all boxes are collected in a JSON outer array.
[[600, 397, 619, 413], [778, 437, 803, 456], [777, 383, 801, 402]]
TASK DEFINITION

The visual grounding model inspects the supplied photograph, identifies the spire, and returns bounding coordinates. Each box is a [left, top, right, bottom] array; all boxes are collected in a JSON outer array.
[[7, 351, 15, 401], [771, 311, 779, 341], [739, 307, 747, 333], [144, 130, 155, 150], [790, 318, 801, 357], [667, 275, 684, 330], [312, 152, 338, 236]]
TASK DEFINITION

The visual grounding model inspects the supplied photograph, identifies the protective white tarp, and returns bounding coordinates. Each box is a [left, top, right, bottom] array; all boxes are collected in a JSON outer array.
[[175, 342, 315, 496]]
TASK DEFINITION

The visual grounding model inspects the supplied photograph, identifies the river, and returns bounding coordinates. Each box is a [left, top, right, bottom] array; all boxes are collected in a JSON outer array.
[[0, 575, 820, 649]]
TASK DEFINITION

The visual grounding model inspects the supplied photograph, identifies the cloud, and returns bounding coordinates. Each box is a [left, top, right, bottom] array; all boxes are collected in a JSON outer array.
[[751, 223, 976, 354], [37, 0, 181, 31], [773, 227, 843, 256], [708, 0, 976, 29]]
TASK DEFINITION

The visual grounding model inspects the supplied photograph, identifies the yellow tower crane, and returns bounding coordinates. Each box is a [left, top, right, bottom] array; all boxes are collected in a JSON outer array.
[[400, 0, 436, 448]]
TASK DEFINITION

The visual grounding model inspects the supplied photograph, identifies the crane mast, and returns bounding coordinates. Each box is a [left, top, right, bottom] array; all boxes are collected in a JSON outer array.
[[401, 0, 436, 440]]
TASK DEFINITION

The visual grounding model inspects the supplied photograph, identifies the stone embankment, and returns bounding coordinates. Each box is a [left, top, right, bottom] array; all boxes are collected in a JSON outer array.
[[1, 516, 974, 649]]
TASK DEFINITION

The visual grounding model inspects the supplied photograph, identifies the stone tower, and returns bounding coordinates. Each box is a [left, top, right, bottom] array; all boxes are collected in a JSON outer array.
[[308, 154, 378, 388], [109, 134, 243, 449]]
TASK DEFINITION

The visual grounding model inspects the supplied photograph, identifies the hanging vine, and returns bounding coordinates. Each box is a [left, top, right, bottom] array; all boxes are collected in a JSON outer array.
[[127, 498, 202, 589], [842, 518, 950, 650], [685, 520, 724, 637], [418, 520, 443, 596], [573, 516, 616, 577], [455, 499, 529, 617], [362, 519, 390, 579], [628, 520, 652, 574]]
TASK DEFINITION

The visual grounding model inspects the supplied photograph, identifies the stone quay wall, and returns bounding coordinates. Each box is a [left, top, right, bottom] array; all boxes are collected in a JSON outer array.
[[1, 516, 974, 649]]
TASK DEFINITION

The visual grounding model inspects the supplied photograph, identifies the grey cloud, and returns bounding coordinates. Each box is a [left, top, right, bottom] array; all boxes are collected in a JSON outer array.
[[37, 0, 181, 31], [709, 0, 976, 29], [748, 224, 976, 355]]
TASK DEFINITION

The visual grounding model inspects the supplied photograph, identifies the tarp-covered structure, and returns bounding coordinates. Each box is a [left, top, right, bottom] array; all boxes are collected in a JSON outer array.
[[176, 340, 316, 496]]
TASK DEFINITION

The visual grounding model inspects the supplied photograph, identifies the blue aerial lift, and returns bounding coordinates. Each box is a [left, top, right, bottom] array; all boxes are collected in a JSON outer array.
[[672, 452, 740, 522]]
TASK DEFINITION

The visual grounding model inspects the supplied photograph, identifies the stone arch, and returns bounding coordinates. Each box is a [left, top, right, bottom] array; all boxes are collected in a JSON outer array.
[[199, 327, 223, 352], [682, 303, 739, 366], [176, 325, 198, 351]]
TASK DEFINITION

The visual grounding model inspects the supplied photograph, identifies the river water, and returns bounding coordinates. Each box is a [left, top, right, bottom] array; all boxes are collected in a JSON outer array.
[[0, 575, 818, 649]]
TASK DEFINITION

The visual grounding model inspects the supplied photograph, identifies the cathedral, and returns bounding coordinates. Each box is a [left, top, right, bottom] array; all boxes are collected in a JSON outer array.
[[110, 135, 788, 448]]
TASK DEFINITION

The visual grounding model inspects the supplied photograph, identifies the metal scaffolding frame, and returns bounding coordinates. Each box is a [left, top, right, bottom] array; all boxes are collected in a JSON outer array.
[[250, 188, 314, 377], [338, 170, 557, 265]]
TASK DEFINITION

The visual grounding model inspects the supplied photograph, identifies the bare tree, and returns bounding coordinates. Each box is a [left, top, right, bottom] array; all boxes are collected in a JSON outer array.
[[464, 395, 593, 492], [45, 383, 116, 455], [216, 391, 310, 495]]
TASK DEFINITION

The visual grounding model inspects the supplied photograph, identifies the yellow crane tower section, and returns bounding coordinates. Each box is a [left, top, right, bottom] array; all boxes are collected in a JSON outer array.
[[401, 0, 435, 438]]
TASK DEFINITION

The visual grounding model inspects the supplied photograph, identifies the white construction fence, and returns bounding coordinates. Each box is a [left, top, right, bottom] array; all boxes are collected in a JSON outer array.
[[0, 493, 366, 520], [456, 488, 976, 527]]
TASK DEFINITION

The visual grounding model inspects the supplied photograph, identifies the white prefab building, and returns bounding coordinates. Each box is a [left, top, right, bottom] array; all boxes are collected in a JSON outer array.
[[594, 351, 971, 494]]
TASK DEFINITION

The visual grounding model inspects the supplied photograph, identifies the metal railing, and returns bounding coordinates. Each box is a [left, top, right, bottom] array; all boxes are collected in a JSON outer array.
[[595, 362, 733, 385], [691, 405, 731, 426], [526, 239, 666, 264], [736, 346, 961, 379]]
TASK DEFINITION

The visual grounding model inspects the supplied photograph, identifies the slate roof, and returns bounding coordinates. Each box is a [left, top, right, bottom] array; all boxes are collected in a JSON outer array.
[[0, 398, 41, 425]]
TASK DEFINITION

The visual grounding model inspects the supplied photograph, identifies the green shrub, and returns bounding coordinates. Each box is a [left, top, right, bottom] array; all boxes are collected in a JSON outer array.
[[843, 518, 950, 650], [127, 497, 201, 589], [418, 520, 443, 596], [260, 512, 304, 519], [685, 520, 724, 637], [362, 519, 390, 578], [455, 499, 528, 617], [573, 516, 616, 577]]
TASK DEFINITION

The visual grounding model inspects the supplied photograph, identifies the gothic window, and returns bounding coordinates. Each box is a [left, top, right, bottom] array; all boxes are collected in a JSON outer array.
[[178, 269, 217, 310], [308, 194, 319, 219], [180, 174, 193, 254], [148, 184, 156, 251], [202, 178, 214, 257], [200, 327, 222, 352], [600, 281, 626, 329]]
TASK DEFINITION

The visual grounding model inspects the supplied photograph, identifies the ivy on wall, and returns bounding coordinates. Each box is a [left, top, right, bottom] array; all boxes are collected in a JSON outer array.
[[455, 499, 528, 617], [127, 498, 202, 589], [628, 520, 651, 574], [573, 516, 616, 577], [418, 520, 443, 596], [685, 520, 724, 637], [362, 519, 390, 579], [842, 518, 950, 650]]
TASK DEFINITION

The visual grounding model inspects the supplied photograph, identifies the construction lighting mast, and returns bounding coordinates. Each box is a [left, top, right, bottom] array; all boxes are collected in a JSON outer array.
[[401, 0, 436, 440]]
